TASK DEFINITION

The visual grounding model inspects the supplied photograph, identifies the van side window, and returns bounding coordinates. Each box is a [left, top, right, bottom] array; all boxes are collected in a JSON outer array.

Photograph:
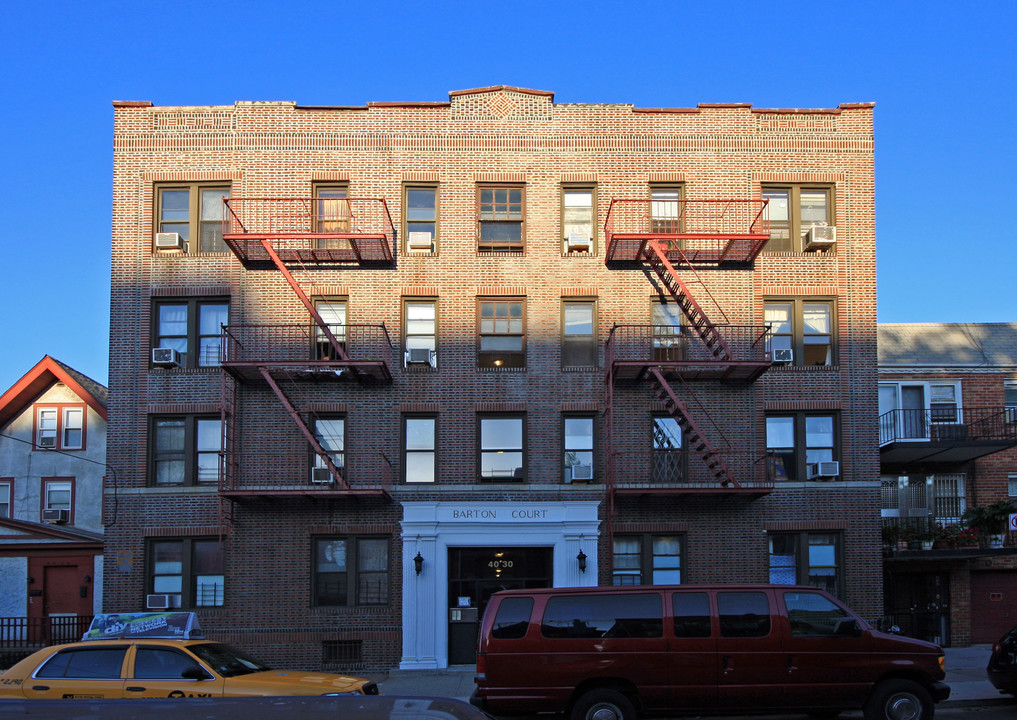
[[718, 591, 771, 638], [492, 597, 534, 639], [541, 593, 663, 639], [673, 592, 712, 638], [783, 591, 853, 637]]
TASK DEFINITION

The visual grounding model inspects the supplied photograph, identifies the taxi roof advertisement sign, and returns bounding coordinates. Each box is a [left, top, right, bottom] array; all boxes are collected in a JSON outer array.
[[84, 612, 203, 640]]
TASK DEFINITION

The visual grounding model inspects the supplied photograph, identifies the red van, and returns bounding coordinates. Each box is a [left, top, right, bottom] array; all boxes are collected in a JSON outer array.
[[471, 584, 949, 720]]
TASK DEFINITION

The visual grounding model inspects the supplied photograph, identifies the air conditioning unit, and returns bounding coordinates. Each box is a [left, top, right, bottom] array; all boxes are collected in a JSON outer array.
[[152, 347, 181, 367], [407, 231, 433, 251], [311, 467, 333, 484], [567, 233, 591, 252], [406, 348, 432, 365], [803, 225, 836, 251], [37, 435, 57, 449], [146, 594, 182, 610], [42, 509, 68, 524], [154, 232, 185, 251], [571, 464, 594, 482], [807, 461, 840, 479], [773, 348, 794, 363]]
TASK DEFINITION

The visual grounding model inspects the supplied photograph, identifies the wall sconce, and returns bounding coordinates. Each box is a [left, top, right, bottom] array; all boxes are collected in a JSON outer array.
[[576, 549, 587, 573], [413, 552, 424, 576]]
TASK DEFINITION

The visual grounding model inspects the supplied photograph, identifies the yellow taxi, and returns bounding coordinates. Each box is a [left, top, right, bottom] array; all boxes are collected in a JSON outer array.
[[0, 612, 378, 700]]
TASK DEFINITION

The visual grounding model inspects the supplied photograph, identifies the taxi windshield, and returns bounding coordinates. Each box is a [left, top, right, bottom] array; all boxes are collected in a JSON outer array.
[[189, 642, 272, 678]]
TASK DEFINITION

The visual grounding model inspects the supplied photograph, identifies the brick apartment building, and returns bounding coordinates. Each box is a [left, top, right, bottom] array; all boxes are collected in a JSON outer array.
[[108, 86, 879, 672]]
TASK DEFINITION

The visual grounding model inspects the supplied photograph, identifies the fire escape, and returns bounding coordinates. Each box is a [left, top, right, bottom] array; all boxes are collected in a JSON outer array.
[[604, 198, 775, 502], [217, 197, 396, 506]]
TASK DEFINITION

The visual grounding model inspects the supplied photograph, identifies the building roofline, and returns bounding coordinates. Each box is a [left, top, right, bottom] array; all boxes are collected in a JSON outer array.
[[0, 356, 108, 428]]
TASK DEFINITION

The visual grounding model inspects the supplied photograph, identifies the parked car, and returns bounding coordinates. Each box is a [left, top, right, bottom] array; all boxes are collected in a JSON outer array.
[[0, 612, 378, 700], [987, 623, 1017, 696], [472, 584, 949, 720]]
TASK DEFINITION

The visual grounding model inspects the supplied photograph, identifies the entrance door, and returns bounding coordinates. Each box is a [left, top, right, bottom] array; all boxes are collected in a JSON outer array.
[[884, 571, 950, 646], [43, 565, 81, 645], [447, 547, 552, 665]]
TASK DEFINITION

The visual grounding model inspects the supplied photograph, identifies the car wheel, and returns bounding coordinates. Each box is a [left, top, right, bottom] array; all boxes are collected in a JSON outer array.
[[863, 679, 933, 720], [571, 689, 636, 720]]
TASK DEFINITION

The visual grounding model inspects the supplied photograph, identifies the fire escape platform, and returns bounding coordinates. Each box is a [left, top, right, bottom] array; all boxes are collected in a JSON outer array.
[[220, 487, 390, 502], [612, 360, 771, 384], [612, 483, 774, 498], [606, 234, 769, 265], [880, 438, 1017, 466], [222, 361, 392, 386]]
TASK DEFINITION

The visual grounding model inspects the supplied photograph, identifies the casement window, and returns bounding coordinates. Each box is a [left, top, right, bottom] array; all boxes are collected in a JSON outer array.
[[766, 413, 838, 482], [650, 186, 683, 234], [313, 537, 390, 606], [764, 299, 834, 367], [35, 405, 86, 450], [150, 415, 222, 486], [479, 415, 525, 482], [477, 185, 524, 252], [652, 299, 685, 362], [768, 532, 842, 598], [612, 534, 682, 586], [312, 298, 347, 361], [403, 299, 437, 369], [156, 184, 230, 253], [149, 538, 224, 608], [310, 416, 345, 483], [563, 415, 595, 483], [761, 185, 834, 252], [404, 185, 438, 253], [314, 184, 350, 242], [562, 186, 595, 253], [652, 415, 684, 484], [153, 298, 229, 369], [403, 415, 436, 483], [0, 480, 10, 518], [562, 300, 597, 368], [478, 299, 525, 369]]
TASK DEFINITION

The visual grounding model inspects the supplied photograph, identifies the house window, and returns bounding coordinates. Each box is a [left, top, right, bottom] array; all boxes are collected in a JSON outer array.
[[153, 298, 229, 369], [478, 299, 525, 369], [652, 416, 684, 484], [479, 415, 525, 482], [43, 479, 73, 513], [1009, 474, 1017, 497], [652, 299, 685, 361], [768, 532, 842, 598], [310, 416, 345, 483], [313, 537, 389, 606], [156, 184, 230, 253], [563, 415, 595, 483], [764, 299, 834, 366], [761, 185, 834, 252], [312, 298, 347, 360], [562, 186, 595, 253], [562, 300, 597, 368], [477, 185, 524, 252], [150, 415, 222, 486], [35, 404, 87, 450], [404, 415, 436, 484], [404, 185, 437, 253], [403, 299, 437, 369], [149, 538, 224, 608], [314, 184, 350, 243], [650, 186, 683, 234], [1006, 382, 1017, 423], [612, 534, 682, 586], [0, 480, 10, 518], [766, 413, 838, 482]]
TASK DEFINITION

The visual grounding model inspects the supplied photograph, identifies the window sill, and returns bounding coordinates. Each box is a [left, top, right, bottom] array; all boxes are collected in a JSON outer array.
[[561, 250, 598, 258]]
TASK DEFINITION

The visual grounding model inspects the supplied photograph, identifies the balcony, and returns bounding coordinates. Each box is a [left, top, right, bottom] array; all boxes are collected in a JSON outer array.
[[606, 324, 772, 383], [222, 197, 395, 266], [879, 407, 1017, 466], [605, 199, 769, 265]]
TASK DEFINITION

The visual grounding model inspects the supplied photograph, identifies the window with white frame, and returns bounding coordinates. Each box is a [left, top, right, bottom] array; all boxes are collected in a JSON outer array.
[[43, 478, 72, 514], [650, 186, 682, 234], [0, 480, 11, 518], [403, 299, 436, 368], [404, 415, 436, 483], [652, 299, 685, 362], [562, 186, 595, 253], [563, 415, 595, 483], [404, 185, 438, 253], [1005, 381, 1017, 423], [35, 405, 87, 451]]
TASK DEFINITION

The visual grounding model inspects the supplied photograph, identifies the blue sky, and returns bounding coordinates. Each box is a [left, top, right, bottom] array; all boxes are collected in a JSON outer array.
[[1, 0, 1015, 392]]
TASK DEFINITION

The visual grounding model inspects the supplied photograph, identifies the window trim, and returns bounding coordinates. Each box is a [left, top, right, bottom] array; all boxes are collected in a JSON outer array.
[[403, 414, 437, 484], [41, 477, 74, 523], [403, 184, 439, 254], [612, 533, 684, 586], [310, 296, 348, 361], [764, 297, 836, 367], [312, 536, 391, 608], [0, 479, 11, 518], [402, 297, 437, 370], [478, 413, 526, 483], [561, 184, 597, 254], [310, 415, 346, 484], [147, 537, 225, 609], [148, 414, 223, 487], [562, 414, 596, 484], [649, 184, 685, 235], [154, 182, 231, 254], [312, 183, 350, 240], [561, 299, 598, 369], [477, 297, 526, 370], [477, 184, 525, 253], [652, 414, 686, 484], [766, 411, 840, 482], [151, 297, 230, 370], [768, 531, 844, 599], [34, 403, 88, 451], [761, 184, 836, 253]]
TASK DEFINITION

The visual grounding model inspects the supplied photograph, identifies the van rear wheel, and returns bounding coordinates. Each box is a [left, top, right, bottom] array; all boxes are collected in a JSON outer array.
[[571, 689, 636, 720], [863, 679, 934, 720]]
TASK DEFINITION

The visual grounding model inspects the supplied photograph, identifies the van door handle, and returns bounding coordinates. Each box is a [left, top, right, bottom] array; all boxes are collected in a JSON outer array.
[[787, 654, 798, 673], [722, 655, 731, 674], [31, 686, 50, 691], [125, 687, 146, 692]]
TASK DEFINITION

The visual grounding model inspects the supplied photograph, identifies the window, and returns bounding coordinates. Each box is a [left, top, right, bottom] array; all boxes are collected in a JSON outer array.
[[313, 537, 389, 606], [563, 415, 595, 483], [150, 415, 222, 486], [312, 298, 347, 360], [652, 416, 684, 484], [650, 186, 683, 234], [156, 183, 230, 253], [37, 646, 128, 679], [492, 596, 534, 639], [404, 415, 436, 483], [403, 299, 436, 369], [761, 185, 834, 252], [311, 416, 345, 483], [766, 413, 837, 482], [478, 185, 524, 252], [153, 298, 229, 368], [134, 647, 204, 679], [612, 535, 682, 586], [764, 299, 834, 366], [479, 415, 525, 482], [562, 186, 595, 253], [541, 593, 663, 639], [478, 299, 525, 368], [1009, 474, 1017, 498], [149, 538, 224, 608], [0, 480, 10, 518], [718, 591, 771, 638], [314, 184, 350, 244], [652, 299, 684, 361], [1006, 382, 1017, 423], [562, 300, 597, 368], [43, 479, 72, 516], [404, 185, 438, 252], [878, 381, 962, 440], [35, 404, 86, 450], [769, 532, 842, 597], [783, 591, 852, 637]]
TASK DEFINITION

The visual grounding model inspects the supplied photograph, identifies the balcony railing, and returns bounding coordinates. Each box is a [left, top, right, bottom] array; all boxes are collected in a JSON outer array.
[[879, 407, 1017, 445], [221, 449, 393, 498], [609, 449, 776, 495]]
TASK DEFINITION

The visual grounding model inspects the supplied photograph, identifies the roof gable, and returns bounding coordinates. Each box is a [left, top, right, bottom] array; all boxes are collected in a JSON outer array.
[[0, 356, 108, 429]]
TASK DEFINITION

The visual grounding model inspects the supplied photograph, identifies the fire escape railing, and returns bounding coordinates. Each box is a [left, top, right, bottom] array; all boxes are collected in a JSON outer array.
[[878, 407, 1017, 445], [221, 323, 394, 369], [606, 324, 772, 366]]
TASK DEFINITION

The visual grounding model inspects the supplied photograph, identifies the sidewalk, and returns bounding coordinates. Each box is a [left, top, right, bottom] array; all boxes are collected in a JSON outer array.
[[376, 645, 1012, 707]]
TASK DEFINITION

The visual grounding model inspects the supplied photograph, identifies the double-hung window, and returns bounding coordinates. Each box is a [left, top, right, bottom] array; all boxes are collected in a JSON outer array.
[[479, 415, 525, 482], [478, 299, 525, 369], [769, 532, 842, 598], [153, 298, 229, 368], [403, 299, 437, 369], [766, 413, 838, 482], [650, 186, 683, 235], [312, 298, 347, 361], [761, 185, 834, 252], [1005, 382, 1017, 424], [652, 299, 685, 361], [404, 415, 436, 483], [612, 534, 683, 586], [562, 186, 595, 253], [313, 537, 390, 607], [404, 185, 438, 253], [563, 415, 595, 483], [310, 416, 345, 483], [150, 415, 222, 486], [156, 184, 230, 253], [0, 480, 10, 518], [35, 405, 86, 450], [43, 478, 73, 520], [765, 299, 833, 367], [149, 538, 224, 608], [652, 416, 684, 484], [478, 185, 524, 252], [562, 300, 597, 368], [314, 184, 350, 244]]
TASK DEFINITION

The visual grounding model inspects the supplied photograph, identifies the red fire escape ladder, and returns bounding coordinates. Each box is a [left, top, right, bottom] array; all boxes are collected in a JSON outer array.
[[649, 367, 738, 488]]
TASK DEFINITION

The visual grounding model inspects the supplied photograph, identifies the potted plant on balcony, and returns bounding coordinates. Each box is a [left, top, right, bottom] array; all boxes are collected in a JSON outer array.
[[932, 523, 957, 549], [963, 500, 1015, 548], [881, 525, 901, 555]]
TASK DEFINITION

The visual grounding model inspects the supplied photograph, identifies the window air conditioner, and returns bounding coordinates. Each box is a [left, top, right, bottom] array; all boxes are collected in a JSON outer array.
[[407, 231, 433, 251], [155, 232, 185, 251], [406, 348, 432, 365], [311, 467, 333, 484], [37, 435, 57, 449], [773, 348, 794, 363], [42, 509, 68, 523], [807, 461, 840, 479], [567, 233, 591, 252], [571, 464, 594, 482], [152, 348, 181, 367], [146, 594, 182, 610], [803, 225, 836, 251]]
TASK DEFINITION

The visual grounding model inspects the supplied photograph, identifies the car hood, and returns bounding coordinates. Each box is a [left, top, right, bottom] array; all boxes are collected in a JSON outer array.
[[223, 670, 374, 695]]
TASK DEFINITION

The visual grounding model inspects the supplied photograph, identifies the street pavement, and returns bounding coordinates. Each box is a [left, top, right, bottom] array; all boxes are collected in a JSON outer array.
[[376, 644, 1013, 709]]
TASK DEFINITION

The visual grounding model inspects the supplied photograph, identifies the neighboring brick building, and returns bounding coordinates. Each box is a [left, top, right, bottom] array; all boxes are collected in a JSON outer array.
[[108, 87, 879, 672], [879, 322, 1017, 646]]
